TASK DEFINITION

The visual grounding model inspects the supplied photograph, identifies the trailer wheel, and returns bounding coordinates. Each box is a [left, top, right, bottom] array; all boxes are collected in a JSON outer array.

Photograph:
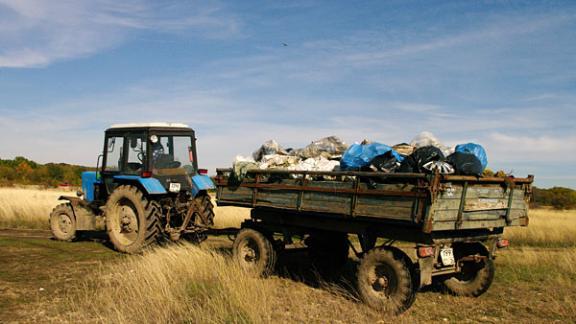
[[358, 247, 415, 314], [233, 228, 277, 277], [305, 232, 349, 278], [105, 185, 162, 254], [442, 243, 494, 297], [49, 203, 77, 241]]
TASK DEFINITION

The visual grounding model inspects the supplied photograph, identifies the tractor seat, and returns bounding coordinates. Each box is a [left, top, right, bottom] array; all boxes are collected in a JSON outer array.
[[126, 162, 143, 172], [154, 154, 181, 169]]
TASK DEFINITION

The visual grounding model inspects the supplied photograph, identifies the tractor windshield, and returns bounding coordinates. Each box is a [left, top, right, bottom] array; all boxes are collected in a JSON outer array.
[[151, 135, 196, 175]]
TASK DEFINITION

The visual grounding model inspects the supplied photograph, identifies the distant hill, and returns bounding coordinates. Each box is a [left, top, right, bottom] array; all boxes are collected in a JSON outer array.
[[0, 156, 90, 187]]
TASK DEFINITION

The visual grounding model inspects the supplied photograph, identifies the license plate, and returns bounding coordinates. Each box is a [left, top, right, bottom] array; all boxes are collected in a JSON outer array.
[[440, 248, 455, 266], [169, 182, 181, 193]]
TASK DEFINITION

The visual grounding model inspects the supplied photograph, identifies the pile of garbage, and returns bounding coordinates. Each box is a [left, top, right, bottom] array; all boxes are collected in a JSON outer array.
[[232, 132, 489, 179]]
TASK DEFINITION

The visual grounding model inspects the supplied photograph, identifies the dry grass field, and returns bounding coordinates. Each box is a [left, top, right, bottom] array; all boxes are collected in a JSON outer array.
[[0, 187, 72, 229], [0, 187, 575, 323]]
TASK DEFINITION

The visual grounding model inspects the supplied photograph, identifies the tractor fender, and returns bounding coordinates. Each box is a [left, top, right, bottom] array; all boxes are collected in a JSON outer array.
[[113, 175, 167, 195], [191, 174, 215, 197], [81, 171, 100, 202], [57, 196, 98, 230]]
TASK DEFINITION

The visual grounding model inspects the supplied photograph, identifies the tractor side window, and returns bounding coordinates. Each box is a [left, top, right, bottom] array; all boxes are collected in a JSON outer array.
[[104, 137, 124, 172], [126, 136, 146, 174], [172, 136, 195, 174]]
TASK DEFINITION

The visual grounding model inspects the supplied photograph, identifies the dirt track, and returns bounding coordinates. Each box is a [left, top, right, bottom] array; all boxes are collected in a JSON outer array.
[[0, 228, 52, 239]]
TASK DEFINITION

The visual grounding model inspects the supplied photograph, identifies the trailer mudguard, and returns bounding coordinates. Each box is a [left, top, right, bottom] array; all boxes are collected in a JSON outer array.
[[81, 171, 100, 202], [113, 175, 167, 195], [191, 174, 215, 197]]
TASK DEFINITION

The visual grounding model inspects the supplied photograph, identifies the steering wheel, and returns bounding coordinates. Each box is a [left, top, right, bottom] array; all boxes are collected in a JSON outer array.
[[137, 152, 145, 162]]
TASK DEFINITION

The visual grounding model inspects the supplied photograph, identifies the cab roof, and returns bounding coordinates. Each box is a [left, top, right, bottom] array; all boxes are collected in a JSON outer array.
[[109, 122, 190, 129]]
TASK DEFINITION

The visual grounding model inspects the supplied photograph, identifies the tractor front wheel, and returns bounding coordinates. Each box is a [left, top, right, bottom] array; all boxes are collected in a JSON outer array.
[[49, 203, 77, 241], [105, 185, 162, 254]]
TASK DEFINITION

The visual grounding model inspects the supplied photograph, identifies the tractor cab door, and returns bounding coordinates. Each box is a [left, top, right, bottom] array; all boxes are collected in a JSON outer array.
[[101, 133, 147, 196]]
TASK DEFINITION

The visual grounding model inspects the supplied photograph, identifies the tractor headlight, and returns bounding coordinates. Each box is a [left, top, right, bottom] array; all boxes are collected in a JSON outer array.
[[150, 135, 158, 143]]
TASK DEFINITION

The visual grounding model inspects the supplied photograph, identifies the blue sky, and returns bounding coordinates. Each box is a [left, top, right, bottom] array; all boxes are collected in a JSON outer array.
[[0, 0, 575, 188]]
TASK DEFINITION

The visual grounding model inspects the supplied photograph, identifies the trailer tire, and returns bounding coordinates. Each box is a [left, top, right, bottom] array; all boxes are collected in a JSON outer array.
[[358, 247, 415, 314], [105, 185, 162, 254], [49, 203, 77, 241], [442, 243, 494, 297], [306, 232, 349, 278], [233, 228, 277, 277]]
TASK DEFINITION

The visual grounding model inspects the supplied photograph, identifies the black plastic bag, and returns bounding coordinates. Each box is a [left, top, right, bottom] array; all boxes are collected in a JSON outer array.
[[412, 145, 445, 173], [367, 151, 400, 173], [447, 152, 483, 176], [397, 156, 417, 173]]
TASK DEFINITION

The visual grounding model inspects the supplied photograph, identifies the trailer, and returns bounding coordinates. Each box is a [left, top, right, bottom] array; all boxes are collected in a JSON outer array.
[[215, 168, 533, 313]]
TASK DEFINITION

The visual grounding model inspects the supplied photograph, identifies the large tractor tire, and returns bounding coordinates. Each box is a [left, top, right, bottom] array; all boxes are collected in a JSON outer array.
[[49, 203, 77, 241], [441, 243, 495, 297], [105, 185, 162, 254], [233, 228, 277, 277], [358, 247, 416, 314], [305, 232, 349, 278], [193, 194, 215, 227]]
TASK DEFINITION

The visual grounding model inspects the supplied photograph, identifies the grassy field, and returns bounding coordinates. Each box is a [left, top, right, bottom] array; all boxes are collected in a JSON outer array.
[[0, 187, 248, 230], [0, 187, 72, 229], [0, 187, 575, 323]]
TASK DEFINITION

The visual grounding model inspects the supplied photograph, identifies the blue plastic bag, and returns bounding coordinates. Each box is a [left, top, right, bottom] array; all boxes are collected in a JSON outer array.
[[340, 143, 404, 170], [455, 143, 488, 170]]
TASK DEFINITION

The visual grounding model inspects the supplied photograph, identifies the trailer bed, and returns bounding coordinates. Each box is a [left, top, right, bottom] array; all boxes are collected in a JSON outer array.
[[215, 169, 532, 233]]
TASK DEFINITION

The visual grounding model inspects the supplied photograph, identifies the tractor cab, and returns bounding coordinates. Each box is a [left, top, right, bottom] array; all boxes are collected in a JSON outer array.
[[83, 123, 213, 203]]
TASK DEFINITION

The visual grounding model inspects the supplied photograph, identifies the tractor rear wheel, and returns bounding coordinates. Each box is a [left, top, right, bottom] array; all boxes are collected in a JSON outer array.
[[49, 203, 77, 241], [105, 185, 162, 254], [194, 194, 215, 227]]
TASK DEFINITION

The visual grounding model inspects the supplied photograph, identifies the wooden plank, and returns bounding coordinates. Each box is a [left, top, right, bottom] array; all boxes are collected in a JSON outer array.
[[355, 195, 414, 220]]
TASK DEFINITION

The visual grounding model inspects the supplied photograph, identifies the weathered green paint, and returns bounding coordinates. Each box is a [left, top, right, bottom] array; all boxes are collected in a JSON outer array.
[[216, 171, 531, 234]]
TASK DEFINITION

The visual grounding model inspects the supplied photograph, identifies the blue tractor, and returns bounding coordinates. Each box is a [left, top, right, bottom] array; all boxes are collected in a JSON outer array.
[[49, 123, 216, 253]]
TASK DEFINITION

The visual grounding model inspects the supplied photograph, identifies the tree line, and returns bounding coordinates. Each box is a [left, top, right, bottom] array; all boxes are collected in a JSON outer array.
[[0, 156, 90, 187], [0, 156, 575, 209], [531, 187, 576, 210]]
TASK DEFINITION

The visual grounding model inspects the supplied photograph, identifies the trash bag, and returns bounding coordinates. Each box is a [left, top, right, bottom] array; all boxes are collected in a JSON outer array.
[[367, 151, 401, 173], [455, 143, 488, 171], [410, 132, 443, 149], [410, 131, 453, 157], [397, 156, 417, 173], [411, 146, 445, 173], [447, 152, 483, 176], [252, 140, 287, 161], [288, 157, 340, 172], [340, 143, 404, 170], [392, 143, 415, 156], [259, 154, 300, 169], [231, 160, 259, 185], [300, 136, 348, 159]]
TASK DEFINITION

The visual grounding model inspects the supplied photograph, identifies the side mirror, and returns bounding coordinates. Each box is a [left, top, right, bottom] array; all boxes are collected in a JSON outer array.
[[96, 154, 103, 177]]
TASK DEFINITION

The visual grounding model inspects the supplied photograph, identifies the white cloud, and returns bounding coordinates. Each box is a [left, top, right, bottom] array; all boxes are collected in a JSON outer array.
[[486, 133, 576, 163], [0, 0, 240, 68]]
